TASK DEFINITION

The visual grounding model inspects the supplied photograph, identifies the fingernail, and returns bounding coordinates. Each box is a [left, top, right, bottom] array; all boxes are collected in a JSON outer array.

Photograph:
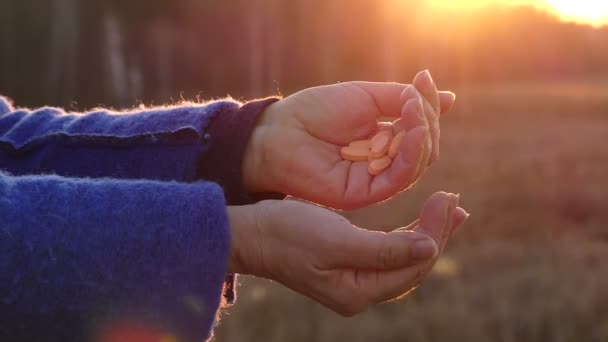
[[447, 91, 456, 102], [411, 238, 438, 260], [453, 211, 470, 235]]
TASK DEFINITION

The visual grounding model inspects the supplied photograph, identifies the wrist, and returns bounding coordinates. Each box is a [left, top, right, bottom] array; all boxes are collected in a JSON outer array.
[[227, 203, 272, 277], [242, 124, 270, 194], [227, 205, 253, 274], [242, 101, 281, 194]]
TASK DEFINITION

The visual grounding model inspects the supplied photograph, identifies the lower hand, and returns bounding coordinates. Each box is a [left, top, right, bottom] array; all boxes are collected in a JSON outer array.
[[228, 192, 468, 316]]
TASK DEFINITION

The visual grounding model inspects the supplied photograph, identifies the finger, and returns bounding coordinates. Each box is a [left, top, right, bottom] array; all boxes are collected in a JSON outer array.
[[413, 192, 456, 248], [350, 81, 409, 118], [413, 70, 440, 114], [451, 207, 470, 236], [404, 86, 455, 117], [392, 99, 429, 182], [437, 194, 459, 252], [358, 203, 468, 303], [354, 262, 427, 304], [397, 90, 428, 132], [369, 126, 428, 200], [439, 91, 456, 115], [328, 228, 438, 271], [395, 96, 431, 184], [413, 71, 441, 164], [393, 218, 420, 232], [394, 208, 465, 236], [399, 85, 435, 170], [342, 160, 373, 206], [409, 121, 433, 181], [419, 96, 440, 165]]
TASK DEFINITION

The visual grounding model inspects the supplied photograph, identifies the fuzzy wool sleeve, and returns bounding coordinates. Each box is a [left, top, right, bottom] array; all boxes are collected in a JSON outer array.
[[0, 173, 230, 342], [0, 95, 285, 307], [0, 96, 241, 182], [0, 96, 271, 341]]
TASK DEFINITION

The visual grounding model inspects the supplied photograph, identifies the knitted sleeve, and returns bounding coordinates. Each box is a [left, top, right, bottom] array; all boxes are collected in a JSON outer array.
[[0, 96, 240, 183], [0, 172, 230, 342]]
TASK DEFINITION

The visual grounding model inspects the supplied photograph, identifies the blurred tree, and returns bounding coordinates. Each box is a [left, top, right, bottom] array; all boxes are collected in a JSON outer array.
[[0, 0, 606, 109]]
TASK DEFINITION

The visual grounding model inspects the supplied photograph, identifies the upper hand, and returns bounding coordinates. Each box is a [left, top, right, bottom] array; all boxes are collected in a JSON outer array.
[[228, 192, 468, 316], [243, 70, 456, 210]]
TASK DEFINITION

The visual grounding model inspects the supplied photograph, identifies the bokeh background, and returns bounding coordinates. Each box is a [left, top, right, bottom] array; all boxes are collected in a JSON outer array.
[[2, 0, 607, 341]]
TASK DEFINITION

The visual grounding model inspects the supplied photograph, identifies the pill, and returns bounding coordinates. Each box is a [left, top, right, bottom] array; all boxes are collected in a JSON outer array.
[[369, 131, 393, 159], [388, 131, 406, 158], [349, 139, 371, 150], [368, 156, 393, 176], [341, 145, 370, 162]]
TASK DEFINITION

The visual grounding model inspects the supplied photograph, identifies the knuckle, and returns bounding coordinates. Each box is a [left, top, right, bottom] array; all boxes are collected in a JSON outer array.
[[377, 241, 398, 269]]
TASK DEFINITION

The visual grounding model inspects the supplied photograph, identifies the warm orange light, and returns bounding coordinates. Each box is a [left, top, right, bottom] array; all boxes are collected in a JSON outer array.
[[426, 0, 531, 8], [425, 0, 608, 27], [543, 0, 608, 27]]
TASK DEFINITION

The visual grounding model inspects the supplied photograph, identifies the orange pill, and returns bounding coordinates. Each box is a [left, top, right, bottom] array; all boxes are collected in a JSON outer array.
[[349, 139, 371, 150], [341, 145, 369, 162], [388, 131, 406, 158], [368, 156, 393, 176], [369, 131, 393, 159]]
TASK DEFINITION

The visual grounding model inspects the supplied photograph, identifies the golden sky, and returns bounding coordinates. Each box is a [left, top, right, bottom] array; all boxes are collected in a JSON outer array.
[[426, 0, 608, 27]]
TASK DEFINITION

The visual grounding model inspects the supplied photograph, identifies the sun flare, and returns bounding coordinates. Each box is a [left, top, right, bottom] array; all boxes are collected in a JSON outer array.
[[544, 0, 608, 26], [425, 0, 608, 27]]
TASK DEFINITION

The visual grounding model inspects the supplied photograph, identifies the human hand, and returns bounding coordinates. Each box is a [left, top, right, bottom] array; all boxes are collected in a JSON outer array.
[[243, 70, 455, 210], [228, 192, 468, 316]]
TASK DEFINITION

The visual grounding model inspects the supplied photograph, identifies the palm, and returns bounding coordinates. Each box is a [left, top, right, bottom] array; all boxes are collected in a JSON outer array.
[[268, 82, 434, 210], [251, 192, 465, 316]]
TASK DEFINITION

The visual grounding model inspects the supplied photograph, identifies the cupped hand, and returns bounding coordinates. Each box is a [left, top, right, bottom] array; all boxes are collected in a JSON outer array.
[[228, 192, 468, 317], [244, 70, 455, 210]]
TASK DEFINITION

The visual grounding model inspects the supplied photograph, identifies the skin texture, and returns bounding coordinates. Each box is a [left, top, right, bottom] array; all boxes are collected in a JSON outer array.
[[243, 70, 456, 210], [227, 192, 468, 317]]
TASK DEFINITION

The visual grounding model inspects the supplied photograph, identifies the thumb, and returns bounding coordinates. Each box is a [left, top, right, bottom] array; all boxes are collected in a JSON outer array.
[[327, 227, 438, 271], [414, 191, 459, 252], [439, 91, 456, 115]]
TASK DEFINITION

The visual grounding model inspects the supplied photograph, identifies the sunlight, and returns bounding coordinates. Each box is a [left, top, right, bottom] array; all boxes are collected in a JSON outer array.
[[426, 0, 532, 8], [544, 0, 608, 26], [425, 0, 608, 27]]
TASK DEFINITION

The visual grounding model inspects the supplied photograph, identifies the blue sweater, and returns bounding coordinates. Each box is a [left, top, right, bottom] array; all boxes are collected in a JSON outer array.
[[0, 96, 278, 341]]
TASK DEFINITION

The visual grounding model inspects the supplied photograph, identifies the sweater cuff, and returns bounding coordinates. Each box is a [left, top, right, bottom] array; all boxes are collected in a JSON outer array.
[[198, 97, 286, 206]]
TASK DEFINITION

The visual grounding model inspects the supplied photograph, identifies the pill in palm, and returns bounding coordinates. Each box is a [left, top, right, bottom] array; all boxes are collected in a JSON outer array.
[[369, 130, 393, 158], [348, 139, 371, 149], [368, 156, 393, 176], [388, 131, 406, 158], [340, 145, 370, 162]]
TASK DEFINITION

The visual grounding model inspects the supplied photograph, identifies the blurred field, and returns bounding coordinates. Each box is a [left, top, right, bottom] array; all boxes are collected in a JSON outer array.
[[215, 82, 608, 342]]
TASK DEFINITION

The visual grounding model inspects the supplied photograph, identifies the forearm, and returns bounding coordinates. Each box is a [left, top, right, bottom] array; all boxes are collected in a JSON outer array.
[[0, 96, 283, 204], [0, 98, 239, 182], [0, 173, 230, 341]]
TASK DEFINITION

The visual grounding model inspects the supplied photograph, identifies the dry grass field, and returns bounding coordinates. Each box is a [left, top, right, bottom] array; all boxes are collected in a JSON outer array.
[[215, 82, 608, 342]]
